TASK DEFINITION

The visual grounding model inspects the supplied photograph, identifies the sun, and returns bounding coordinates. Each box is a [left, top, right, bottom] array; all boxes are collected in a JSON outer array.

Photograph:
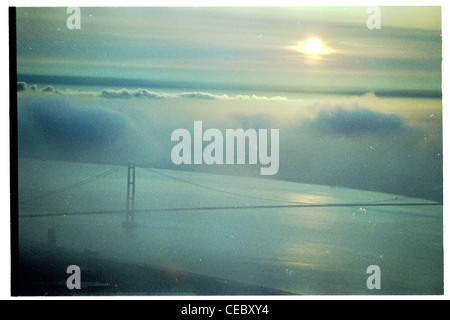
[[305, 37, 323, 54], [286, 36, 334, 59]]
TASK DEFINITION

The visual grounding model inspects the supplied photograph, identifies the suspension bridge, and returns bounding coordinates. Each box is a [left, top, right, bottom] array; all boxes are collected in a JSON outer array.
[[18, 162, 442, 223], [16, 160, 444, 295]]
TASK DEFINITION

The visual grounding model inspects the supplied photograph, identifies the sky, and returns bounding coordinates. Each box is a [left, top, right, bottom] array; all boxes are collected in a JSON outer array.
[[15, 7, 443, 202], [16, 6, 442, 94]]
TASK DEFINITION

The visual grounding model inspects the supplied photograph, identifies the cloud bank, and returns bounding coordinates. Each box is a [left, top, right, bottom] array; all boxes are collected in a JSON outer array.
[[18, 96, 136, 161], [309, 107, 404, 136], [18, 82, 289, 101], [16, 89, 442, 202]]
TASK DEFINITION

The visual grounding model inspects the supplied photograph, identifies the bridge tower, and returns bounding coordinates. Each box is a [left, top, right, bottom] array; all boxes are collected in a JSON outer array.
[[124, 163, 136, 227]]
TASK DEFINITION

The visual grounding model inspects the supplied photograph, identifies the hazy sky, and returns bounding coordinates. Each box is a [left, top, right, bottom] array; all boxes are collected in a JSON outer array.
[[16, 7, 443, 202], [16, 7, 442, 94]]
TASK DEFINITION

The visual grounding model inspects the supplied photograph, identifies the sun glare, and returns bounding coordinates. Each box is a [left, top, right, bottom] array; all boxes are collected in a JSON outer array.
[[305, 37, 323, 54]]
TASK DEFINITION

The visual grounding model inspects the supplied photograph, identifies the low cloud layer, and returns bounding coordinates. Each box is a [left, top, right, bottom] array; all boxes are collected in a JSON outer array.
[[18, 82, 289, 101], [308, 107, 404, 136], [18, 96, 135, 161], [16, 92, 443, 202]]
